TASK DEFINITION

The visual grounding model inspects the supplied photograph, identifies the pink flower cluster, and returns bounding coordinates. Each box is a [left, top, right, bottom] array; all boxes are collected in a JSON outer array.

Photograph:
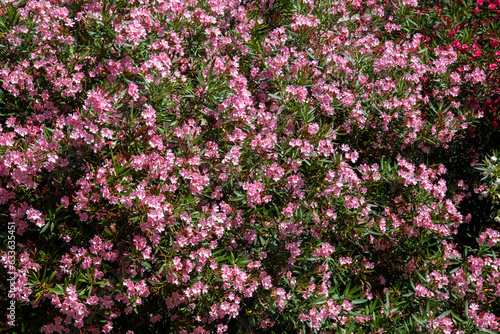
[[1, 0, 500, 332]]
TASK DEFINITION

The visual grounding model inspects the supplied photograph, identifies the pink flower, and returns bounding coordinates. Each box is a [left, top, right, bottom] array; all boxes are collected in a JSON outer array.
[[102, 322, 113, 333], [312, 243, 335, 258], [142, 104, 156, 126], [415, 284, 434, 298], [403, 0, 418, 6], [285, 241, 302, 264], [217, 324, 228, 334], [128, 82, 139, 101], [307, 123, 319, 135], [124, 20, 147, 46], [266, 163, 285, 181], [223, 146, 240, 166], [26, 208, 45, 227], [478, 228, 500, 246]]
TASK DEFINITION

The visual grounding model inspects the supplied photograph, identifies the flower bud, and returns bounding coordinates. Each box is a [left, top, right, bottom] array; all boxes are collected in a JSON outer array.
[[494, 216, 500, 223]]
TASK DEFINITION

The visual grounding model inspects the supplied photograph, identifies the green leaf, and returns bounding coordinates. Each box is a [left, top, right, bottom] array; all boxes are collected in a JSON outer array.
[[351, 298, 368, 305], [40, 222, 50, 234], [438, 310, 452, 318], [268, 93, 282, 101], [385, 289, 390, 310], [479, 329, 498, 334], [311, 295, 326, 306]]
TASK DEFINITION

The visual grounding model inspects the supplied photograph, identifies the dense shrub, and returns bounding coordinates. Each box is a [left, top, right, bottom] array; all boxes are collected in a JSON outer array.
[[1, 0, 500, 332]]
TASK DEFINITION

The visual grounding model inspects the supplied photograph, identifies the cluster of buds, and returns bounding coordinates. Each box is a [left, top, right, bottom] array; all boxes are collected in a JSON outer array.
[[476, 151, 500, 221]]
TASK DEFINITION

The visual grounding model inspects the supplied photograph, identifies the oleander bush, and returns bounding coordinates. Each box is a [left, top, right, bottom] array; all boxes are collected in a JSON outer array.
[[1, 0, 500, 332]]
